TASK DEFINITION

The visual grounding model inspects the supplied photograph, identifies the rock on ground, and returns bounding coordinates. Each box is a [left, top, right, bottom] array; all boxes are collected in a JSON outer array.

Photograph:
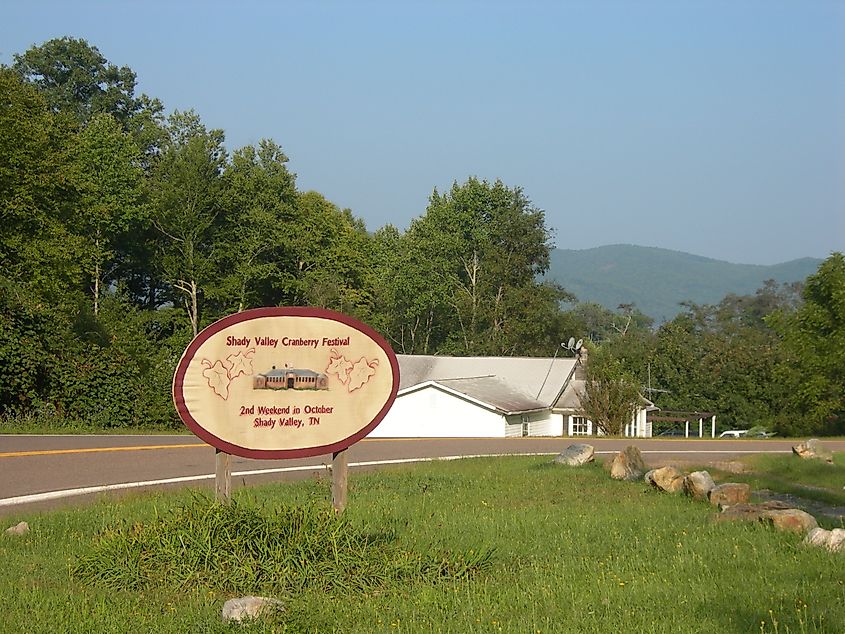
[[553, 443, 595, 466], [708, 483, 751, 508], [222, 596, 285, 623], [5, 522, 29, 536], [765, 509, 818, 534], [649, 466, 686, 493], [610, 446, 647, 481], [711, 461, 748, 474], [804, 528, 845, 552], [792, 438, 834, 464], [715, 500, 792, 522], [683, 471, 716, 501], [715, 501, 818, 534]]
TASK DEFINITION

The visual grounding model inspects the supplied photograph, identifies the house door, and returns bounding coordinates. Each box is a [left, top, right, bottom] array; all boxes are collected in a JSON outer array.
[[287, 378, 295, 389]]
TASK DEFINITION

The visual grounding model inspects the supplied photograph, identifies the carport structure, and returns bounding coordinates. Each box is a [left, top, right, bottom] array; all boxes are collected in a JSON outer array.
[[647, 410, 717, 438]]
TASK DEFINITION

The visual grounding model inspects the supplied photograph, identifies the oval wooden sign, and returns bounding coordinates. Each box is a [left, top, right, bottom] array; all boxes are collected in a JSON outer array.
[[172, 307, 399, 459]]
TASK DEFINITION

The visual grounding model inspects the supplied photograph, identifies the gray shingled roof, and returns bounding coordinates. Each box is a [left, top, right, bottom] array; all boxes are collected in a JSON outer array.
[[260, 368, 325, 378], [554, 378, 585, 411], [433, 377, 548, 414], [397, 355, 577, 410]]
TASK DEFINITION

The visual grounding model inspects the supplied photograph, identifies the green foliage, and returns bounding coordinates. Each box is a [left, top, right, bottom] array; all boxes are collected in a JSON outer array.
[[210, 140, 297, 313], [565, 279, 814, 435], [0, 284, 185, 427], [577, 345, 642, 435], [641, 283, 801, 430], [13, 37, 158, 128], [74, 498, 493, 594], [769, 252, 845, 436], [0, 285, 56, 414], [71, 113, 146, 314], [375, 177, 567, 355], [0, 69, 84, 305], [149, 111, 227, 335], [3, 38, 580, 429], [286, 191, 376, 320], [48, 344, 141, 425]]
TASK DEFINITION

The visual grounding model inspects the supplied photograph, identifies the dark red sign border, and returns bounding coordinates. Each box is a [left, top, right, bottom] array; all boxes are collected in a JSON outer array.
[[172, 307, 400, 459]]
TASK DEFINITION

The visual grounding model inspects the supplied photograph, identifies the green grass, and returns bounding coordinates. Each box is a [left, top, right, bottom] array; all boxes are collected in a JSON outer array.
[[710, 453, 845, 508], [73, 497, 493, 594], [2, 457, 844, 633], [0, 411, 183, 434]]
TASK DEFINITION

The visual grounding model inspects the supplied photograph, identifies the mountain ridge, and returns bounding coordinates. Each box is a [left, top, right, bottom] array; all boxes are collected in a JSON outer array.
[[546, 244, 822, 322]]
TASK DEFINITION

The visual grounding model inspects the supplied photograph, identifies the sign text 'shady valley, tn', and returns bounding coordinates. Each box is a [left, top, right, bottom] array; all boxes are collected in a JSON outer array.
[[173, 307, 399, 460]]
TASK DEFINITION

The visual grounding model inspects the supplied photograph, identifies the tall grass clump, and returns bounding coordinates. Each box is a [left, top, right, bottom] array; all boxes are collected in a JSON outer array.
[[73, 497, 494, 595]]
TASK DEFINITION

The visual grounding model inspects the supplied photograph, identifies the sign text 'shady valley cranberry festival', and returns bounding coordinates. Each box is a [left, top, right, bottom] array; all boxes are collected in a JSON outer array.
[[225, 335, 352, 349]]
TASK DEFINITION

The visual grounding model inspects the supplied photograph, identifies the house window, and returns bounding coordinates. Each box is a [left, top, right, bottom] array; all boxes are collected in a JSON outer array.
[[571, 416, 590, 436]]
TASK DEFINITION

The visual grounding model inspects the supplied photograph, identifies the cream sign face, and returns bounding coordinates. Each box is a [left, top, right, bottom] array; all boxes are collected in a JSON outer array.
[[173, 307, 399, 459]]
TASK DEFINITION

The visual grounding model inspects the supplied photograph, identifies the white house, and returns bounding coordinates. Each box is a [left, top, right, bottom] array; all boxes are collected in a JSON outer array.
[[367, 352, 656, 438]]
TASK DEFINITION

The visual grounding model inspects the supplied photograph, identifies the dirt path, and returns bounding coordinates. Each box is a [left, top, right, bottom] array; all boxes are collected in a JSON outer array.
[[752, 489, 845, 525]]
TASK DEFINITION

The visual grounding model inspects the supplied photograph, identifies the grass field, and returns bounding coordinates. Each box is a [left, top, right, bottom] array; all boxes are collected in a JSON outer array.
[[2, 456, 843, 633], [713, 453, 845, 511]]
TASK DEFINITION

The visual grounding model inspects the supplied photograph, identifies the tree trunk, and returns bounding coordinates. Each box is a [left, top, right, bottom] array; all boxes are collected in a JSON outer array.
[[94, 260, 100, 317], [190, 279, 198, 337], [176, 278, 200, 337], [93, 233, 101, 317]]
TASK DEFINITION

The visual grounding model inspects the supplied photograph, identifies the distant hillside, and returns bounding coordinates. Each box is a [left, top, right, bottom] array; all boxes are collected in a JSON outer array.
[[547, 245, 822, 323]]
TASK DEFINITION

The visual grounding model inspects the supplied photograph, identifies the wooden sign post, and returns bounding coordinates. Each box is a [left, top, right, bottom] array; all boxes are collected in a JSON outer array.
[[215, 449, 231, 504], [331, 449, 349, 513], [172, 307, 399, 510]]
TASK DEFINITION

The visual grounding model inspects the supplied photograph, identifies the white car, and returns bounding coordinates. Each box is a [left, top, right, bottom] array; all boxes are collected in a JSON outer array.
[[718, 430, 748, 438]]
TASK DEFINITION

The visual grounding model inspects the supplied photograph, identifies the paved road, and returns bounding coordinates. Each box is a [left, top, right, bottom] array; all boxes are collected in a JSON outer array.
[[1, 435, 842, 515]]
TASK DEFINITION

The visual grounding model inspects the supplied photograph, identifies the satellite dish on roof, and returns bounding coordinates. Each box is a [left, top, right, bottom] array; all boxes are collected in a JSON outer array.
[[575, 339, 583, 351], [567, 337, 575, 350]]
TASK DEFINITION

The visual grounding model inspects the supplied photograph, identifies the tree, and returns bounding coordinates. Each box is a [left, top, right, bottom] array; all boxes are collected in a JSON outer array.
[[768, 253, 845, 436], [288, 192, 375, 320], [715, 280, 803, 329], [0, 69, 83, 306], [14, 38, 147, 125], [71, 113, 145, 315], [577, 346, 641, 436], [371, 225, 452, 354], [386, 178, 567, 355], [641, 280, 807, 431], [150, 111, 226, 336], [212, 140, 298, 313], [14, 37, 167, 160]]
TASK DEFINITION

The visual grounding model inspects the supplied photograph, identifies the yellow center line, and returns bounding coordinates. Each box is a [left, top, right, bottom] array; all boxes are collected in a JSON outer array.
[[0, 443, 207, 458]]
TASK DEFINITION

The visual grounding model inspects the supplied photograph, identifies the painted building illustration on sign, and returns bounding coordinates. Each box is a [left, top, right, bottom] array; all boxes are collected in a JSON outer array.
[[253, 366, 329, 391]]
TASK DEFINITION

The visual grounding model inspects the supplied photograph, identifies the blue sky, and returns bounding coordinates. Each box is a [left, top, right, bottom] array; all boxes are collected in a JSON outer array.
[[3, 0, 843, 265]]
